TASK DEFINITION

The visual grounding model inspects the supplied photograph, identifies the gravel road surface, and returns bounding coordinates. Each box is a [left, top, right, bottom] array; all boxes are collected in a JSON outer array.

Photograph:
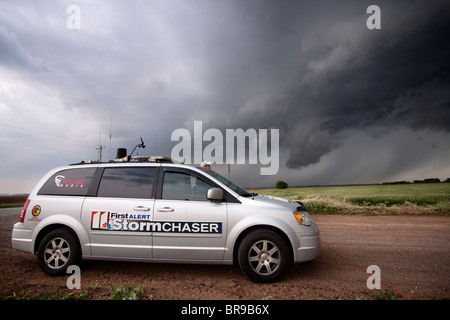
[[1, 207, 448, 300]]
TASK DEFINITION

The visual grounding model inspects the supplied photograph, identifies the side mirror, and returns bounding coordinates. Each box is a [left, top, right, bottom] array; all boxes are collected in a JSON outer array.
[[207, 188, 224, 202]]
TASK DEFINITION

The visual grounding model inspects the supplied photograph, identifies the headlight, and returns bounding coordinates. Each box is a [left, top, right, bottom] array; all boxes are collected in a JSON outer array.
[[293, 211, 312, 226]]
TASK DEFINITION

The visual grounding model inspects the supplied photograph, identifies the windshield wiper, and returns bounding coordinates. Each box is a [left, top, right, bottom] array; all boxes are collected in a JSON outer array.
[[242, 192, 258, 197]]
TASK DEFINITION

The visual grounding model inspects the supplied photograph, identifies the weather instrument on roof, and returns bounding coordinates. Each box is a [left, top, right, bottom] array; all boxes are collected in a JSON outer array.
[[113, 137, 173, 163]]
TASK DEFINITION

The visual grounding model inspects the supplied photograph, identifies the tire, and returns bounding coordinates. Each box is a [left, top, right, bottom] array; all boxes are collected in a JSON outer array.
[[37, 228, 81, 276], [238, 229, 290, 283]]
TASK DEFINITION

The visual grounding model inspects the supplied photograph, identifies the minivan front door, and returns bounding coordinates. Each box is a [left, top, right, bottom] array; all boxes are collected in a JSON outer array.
[[152, 169, 227, 261]]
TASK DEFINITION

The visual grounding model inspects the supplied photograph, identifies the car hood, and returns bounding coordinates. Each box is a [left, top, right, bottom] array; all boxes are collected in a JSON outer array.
[[248, 194, 300, 210]]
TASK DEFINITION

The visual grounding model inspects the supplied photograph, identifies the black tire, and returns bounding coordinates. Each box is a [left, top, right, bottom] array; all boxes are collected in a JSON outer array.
[[37, 228, 81, 276], [238, 229, 290, 283]]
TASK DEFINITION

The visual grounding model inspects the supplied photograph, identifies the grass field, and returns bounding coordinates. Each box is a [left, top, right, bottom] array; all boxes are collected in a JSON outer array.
[[1, 183, 449, 215], [256, 183, 450, 215], [0, 196, 28, 209]]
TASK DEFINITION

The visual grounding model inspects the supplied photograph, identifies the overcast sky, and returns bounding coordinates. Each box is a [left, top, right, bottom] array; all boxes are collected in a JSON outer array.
[[1, 0, 449, 194]]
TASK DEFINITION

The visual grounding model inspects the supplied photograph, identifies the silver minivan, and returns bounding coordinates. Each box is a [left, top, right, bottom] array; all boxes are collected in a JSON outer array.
[[12, 157, 320, 283]]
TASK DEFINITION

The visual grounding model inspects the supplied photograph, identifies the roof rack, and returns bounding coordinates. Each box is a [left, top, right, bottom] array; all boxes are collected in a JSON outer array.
[[114, 145, 173, 163], [71, 147, 175, 165], [117, 155, 174, 163]]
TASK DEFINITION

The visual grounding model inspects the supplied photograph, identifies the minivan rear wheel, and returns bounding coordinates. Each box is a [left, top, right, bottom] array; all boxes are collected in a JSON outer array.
[[238, 229, 290, 283], [37, 228, 81, 276]]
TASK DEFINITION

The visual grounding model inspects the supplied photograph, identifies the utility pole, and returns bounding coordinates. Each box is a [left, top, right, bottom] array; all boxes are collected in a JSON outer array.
[[96, 145, 105, 162], [96, 130, 105, 162]]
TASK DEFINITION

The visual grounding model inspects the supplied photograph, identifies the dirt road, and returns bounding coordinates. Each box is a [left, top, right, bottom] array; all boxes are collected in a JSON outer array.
[[1, 208, 449, 300]]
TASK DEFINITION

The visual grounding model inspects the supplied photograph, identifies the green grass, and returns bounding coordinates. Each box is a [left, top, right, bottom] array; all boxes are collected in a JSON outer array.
[[111, 284, 144, 300], [256, 183, 450, 215], [1, 283, 149, 300]]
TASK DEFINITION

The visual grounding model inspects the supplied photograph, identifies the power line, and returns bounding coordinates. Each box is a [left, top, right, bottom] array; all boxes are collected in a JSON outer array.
[[0, 122, 98, 147], [0, 137, 92, 156]]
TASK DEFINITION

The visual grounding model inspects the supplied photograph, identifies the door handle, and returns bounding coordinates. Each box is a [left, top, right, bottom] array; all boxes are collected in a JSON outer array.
[[157, 207, 174, 212], [133, 206, 150, 211]]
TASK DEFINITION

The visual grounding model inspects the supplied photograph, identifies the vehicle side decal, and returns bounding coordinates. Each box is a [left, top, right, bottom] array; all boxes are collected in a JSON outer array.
[[90, 211, 222, 234]]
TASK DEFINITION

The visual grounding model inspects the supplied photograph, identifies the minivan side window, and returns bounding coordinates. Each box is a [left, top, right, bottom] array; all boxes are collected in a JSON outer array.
[[97, 167, 155, 199], [38, 168, 96, 196], [162, 171, 212, 201]]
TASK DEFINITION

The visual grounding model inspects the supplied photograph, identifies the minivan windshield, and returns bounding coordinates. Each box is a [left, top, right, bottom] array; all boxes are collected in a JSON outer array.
[[202, 169, 253, 197]]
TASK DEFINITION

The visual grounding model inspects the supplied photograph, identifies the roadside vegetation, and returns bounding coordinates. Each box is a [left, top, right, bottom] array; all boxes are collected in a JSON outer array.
[[2, 182, 449, 215], [257, 183, 450, 215], [0, 195, 28, 208], [1, 283, 149, 300], [1, 285, 410, 300]]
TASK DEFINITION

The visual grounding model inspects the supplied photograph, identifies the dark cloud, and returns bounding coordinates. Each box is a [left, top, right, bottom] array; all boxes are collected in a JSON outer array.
[[0, 25, 47, 71], [1, 0, 449, 193], [205, 0, 450, 170]]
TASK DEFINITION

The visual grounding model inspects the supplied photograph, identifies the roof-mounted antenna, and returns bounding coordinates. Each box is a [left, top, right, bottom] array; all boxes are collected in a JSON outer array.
[[129, 137, 146, 157]]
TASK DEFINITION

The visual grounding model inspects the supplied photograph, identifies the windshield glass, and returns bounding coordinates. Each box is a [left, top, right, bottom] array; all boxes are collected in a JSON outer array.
[[202, 169, 252, 197]]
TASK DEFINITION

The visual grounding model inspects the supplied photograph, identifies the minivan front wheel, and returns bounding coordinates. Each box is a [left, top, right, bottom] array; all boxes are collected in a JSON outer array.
[[238, 229, 290, 283], [37, 228, 80, 276]]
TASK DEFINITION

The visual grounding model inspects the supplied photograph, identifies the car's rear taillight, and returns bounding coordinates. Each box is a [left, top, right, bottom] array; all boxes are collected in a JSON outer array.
[[20, 199, 30, 223]]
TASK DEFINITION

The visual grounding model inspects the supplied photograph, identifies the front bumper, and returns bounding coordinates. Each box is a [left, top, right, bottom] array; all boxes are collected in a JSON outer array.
[[294, 233, 321, 263]]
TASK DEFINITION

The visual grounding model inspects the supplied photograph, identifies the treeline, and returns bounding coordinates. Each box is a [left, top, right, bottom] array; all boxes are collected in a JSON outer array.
[[383, 178, 450, 185]]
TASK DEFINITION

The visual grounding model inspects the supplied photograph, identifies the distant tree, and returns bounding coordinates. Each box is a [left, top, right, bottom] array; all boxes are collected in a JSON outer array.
[[276, 180, 288, 189], [414, 178, 441, 184], [382, 181, 411, 185], [444, 178, 450, 183], [423, 178, 441, 183]]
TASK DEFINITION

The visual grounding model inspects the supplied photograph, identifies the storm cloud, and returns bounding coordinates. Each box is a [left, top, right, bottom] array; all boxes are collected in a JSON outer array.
[[0, 0, 449, 193], [206, 0, 450, 169]]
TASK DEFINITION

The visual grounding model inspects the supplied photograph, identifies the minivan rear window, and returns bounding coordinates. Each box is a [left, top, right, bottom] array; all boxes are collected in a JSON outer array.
[[38, 168, 96, 196], [97, 167, 155, 199]]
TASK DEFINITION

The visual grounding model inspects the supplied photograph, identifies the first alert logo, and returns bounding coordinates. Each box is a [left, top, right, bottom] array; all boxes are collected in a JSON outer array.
[[91, 211, 222, 234]]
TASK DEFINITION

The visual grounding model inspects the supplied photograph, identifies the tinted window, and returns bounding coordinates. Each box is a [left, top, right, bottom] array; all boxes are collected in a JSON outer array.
[[38, 168, 96, 196], [97, 167, 155, 198], [202, 169, 251, 197], [162, 171, 212, 201]]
